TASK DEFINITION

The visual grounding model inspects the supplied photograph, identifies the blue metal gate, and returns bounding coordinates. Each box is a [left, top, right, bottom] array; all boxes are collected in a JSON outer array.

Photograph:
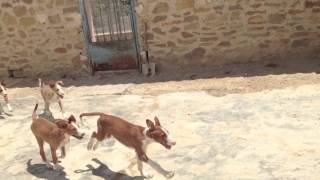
[[79, 0, 140, 74]]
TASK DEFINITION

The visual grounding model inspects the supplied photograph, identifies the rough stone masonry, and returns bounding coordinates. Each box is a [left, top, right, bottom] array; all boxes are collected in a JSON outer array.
[[0, 0, 319, 76], [135, 0, 320, 69], [0, 0, 83, 77]]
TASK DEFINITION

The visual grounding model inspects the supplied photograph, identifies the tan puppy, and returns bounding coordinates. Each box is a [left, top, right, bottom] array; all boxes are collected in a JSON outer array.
[[39, 79, 65, 118], [0, 80, 12, 114], [31, 104, 85, 170], [80, 112, 176, 179]]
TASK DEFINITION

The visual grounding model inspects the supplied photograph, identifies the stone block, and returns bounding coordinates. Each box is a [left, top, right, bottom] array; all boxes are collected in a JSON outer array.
[[184, 47, 206, 60], [292, 39, 310, 48], [1, 2, 12, 8], [13, 6, 27, 17], [182, 32, 194, 38], [268, 14, 286, 24], [54, 47, 67, 53], [48, 14, 61, 24], [2, 13, 17, 26], [22, 0, 33, 4], [56, 0, 64, 7], [153, 15, 167, 23], [184, 15, 199, 23], [20, 17, 37, 28], [248, 15, 265, 24], [153, 2, 169, 14], [63, 6, 79, 14], [176, 0, 194, 10], [152, 27, 166, 35], [169, 27, 180, 33]]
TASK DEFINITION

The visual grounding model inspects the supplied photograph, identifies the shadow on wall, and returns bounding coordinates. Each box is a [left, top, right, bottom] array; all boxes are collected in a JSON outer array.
[[6, 58, 320, 88], [26, 159, 69, 180], [74, 158, 144, 180]]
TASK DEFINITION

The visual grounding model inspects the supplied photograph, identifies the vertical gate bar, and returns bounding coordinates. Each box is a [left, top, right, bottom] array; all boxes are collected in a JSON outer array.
[[129, 0, 141, 68], [97, 0, 106, 42], [116, 0, 123, 40], [107, 0, 114, 41], [122, 8, 127, 40], [102, 1, 109, 41], [91, 0, 100, 42], [121, 3, 127, 40], [112, 0, 120, 40]]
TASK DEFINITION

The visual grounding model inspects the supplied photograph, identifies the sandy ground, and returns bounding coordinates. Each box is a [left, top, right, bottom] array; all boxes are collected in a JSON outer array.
[[1, 59, 320, 180]]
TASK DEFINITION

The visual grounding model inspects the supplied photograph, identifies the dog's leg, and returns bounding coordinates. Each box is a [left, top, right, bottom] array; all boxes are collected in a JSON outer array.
[[35, 137, 52, 168], [136, 148, 153, 179], [4, 95, 12, 112], [60, 146, 66, 159], [137, 155, 153, 179], [0, 103, 4, 115], [87, 132, 98, 150], [89, 122, 106, 151], [58, 100, 65, 118], [92, 140, 100, 151], [92, 131, 106, 151], [44, 102, 50, 114], [146, 158, 174, 179], [50, 146, 63, 171]]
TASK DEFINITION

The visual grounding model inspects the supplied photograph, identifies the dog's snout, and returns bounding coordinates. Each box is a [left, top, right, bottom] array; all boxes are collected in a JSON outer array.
[[171, 141, 176, 145]]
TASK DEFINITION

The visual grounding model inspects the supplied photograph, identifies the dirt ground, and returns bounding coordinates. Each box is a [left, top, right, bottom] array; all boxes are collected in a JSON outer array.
[[6, 59, 320, 98], [1, 59, 320, 180]]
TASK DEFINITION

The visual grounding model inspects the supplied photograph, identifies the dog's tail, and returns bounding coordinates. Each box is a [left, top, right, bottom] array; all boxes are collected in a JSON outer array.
[[80, 112, 105, 119], [32, 104, 38, 121], [79, 112, 105, 124]]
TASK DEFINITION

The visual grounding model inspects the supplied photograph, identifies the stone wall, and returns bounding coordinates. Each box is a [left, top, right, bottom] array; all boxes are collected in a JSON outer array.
[[1, 0, 319, 76], [0, 0, 83, 77], [135, 0, 320, 69]]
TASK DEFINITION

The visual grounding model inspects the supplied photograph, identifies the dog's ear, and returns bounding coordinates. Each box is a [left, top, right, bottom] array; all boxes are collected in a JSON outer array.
[[56, 121, 68, 129], [146, 119, 155, 129], [68, 115, 76, 123], [48, 81, 55, 88], [154, 116, 161, 126], [56, 80, 64, 86]]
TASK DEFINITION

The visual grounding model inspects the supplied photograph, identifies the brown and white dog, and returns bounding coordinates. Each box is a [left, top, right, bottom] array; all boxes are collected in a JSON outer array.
[[80, 112, 176, 179], [31, 104, 85, 170], [0, 80, 12, 114], [39, 79, 65, 119]]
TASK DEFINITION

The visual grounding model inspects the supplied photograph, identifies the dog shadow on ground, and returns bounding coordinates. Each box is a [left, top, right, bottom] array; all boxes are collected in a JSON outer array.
[[0, 112, 13, 119], [74, 158, 144, 180], [26, 159, 69, 180]]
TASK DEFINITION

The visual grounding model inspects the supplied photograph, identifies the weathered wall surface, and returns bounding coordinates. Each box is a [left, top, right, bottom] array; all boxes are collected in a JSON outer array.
[[0, 0, 319, 76], [135, 0, 320, 69], [0, 0, 83, 77]]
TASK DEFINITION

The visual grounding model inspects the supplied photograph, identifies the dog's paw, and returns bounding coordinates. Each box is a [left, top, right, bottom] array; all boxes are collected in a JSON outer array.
[[143, 171, 154, 179], [6, 104, 12, 112], [87, 142, 93, 151], [45, 161, 53, 169], [87, 138, 95, 150], [53, 164, 63, 171], [165, 171, 175, 179], [93, 142, 100, 151]]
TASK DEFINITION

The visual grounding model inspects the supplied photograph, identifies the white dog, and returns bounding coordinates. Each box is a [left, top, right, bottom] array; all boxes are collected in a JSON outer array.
[[0, 80, 12, 114]]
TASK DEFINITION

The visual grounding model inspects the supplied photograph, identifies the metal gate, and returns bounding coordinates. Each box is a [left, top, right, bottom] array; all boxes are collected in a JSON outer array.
[[79, 0, 140, 74]]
